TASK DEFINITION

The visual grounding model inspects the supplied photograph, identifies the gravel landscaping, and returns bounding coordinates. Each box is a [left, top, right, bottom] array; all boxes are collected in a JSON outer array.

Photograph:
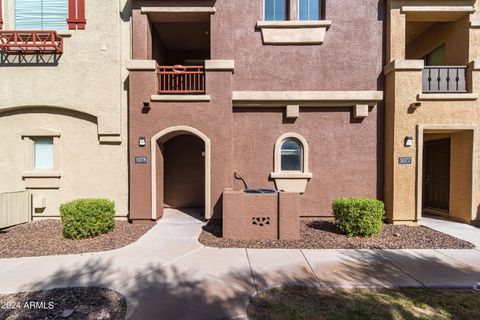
[[199, 219, 475, 249], [0, 287, 126, 320], [248, 287, 480, 320], [0, 220, 153, 258]]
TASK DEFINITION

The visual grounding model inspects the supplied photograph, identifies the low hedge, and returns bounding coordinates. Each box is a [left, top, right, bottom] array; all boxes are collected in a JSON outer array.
[[60, 199, 115, 239], [332, 198, 385, 238]]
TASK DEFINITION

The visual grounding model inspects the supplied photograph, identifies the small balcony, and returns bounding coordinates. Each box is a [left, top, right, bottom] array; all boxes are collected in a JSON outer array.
[[157, 65, 206, 94], [422, 66, 467, 94], [0, 30, 63, 54]]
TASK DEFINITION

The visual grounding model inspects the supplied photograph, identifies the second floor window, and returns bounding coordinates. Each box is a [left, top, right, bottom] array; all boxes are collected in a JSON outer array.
[[15, 0, 68, 30], [265, 0, 287, 21], [299, 0, 322, 20], [281, 138, 303, 171]]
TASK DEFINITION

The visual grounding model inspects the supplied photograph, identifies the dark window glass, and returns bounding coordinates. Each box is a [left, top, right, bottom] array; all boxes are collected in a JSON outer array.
[[281, 139, 302, 171], [265, 0, 287, 21]]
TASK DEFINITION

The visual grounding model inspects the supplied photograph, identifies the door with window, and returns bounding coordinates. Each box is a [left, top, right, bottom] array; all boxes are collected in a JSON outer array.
[[423, 139, 450, 211]]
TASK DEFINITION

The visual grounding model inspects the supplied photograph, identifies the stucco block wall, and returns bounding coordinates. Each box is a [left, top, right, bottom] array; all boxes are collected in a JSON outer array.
[[232, 107, 380, 217], [0, 109, 128, 217], [223, 191, 300, 240], [0, 0, 130, 217]]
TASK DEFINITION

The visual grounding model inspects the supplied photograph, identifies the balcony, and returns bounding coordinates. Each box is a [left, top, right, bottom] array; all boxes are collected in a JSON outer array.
[[0, 30, 63, 54], [157, 65, 206, 94], [422, 66, 467, 94]]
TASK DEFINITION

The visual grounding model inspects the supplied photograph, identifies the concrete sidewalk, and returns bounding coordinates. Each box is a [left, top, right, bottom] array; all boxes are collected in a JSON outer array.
[[1, 209, 480, 320]]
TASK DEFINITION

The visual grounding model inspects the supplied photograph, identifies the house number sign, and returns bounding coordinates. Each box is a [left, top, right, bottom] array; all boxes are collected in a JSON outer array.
[[398, 157, 412, 165], [135, 156, 148, 164]]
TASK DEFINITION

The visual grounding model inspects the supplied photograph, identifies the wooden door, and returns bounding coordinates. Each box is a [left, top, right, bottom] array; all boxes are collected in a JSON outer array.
[[424, 139, 450, 211]]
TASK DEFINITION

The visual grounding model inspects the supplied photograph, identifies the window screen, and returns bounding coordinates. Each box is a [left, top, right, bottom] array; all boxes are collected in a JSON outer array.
[[34, 138, 54, 170], [265, 0, 287, 21], [299, 0, 321, 20], [15, 0, 68, 30]]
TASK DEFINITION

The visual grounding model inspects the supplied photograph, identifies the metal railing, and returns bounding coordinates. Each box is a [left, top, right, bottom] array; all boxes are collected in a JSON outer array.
[[422, 66, 467, 93], [0, 30, 63, 54], [157, 65, 206, 94]]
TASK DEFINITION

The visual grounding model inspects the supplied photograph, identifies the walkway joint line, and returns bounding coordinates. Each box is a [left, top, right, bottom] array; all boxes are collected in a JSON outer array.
[[372, 250, 427, 288], [300, 249, 322, 288], [245, 249, 258, 293]]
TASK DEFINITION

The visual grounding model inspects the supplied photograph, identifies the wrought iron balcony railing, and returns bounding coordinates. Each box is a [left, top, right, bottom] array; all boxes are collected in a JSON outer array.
[[422, 66, 467, 94]]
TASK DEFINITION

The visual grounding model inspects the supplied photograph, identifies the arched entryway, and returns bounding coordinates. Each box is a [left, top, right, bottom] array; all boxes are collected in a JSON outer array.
[[151, 126, 211, 220]]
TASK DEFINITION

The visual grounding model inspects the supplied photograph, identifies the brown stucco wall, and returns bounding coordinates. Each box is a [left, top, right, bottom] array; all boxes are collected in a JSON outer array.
[[232, 107, 380, 216], [129, 0, 385, 220]]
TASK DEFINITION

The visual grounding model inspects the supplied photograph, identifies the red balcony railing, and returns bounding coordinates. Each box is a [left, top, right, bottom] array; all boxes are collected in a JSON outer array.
[[157, 65, 206, 94], [0, 30, 63, 54]]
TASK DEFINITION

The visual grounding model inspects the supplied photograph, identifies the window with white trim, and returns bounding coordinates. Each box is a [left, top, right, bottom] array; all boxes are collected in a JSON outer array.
[[265, 0, 288, 21], [15, 0, 68, 30], [299, 0, 322, 20]]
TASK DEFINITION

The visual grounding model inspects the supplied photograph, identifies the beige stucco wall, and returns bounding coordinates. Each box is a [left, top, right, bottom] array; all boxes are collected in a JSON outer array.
[[0, 109, 128, 217], [0, 0, 131, 217], [385, 66, 480, 223], [386, 0, 480, 224], [450, 130, 474, 222]]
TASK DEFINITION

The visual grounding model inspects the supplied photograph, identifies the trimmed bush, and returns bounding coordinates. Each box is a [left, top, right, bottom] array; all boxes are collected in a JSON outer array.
[[60, 199, 115, 239], [332, 198, 385, 238]]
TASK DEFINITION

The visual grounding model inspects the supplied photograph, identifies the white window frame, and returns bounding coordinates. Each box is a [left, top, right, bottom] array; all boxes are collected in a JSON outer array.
[[280, 138, 304, 172]]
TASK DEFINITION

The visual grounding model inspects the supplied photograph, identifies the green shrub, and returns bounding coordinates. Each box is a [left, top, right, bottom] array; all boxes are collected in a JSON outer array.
[[60, 199, 115, 239], [332, 198, 385, 238]]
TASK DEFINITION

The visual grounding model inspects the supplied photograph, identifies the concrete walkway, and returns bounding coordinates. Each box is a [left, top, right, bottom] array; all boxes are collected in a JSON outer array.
[[421, 215, 480, 247], [0, 209, 479, 319]]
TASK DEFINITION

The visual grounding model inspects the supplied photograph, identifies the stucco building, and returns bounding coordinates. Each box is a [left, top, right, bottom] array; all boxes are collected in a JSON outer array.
[[0, 0, 130, 218], [385, 0, 480, 225], [127, 0, 385, 224]]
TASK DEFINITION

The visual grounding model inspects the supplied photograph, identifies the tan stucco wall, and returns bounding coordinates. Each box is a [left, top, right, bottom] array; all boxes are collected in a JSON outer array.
[[0, 0, 131, 217], [406, 16, 470, 65], [0, 109, 128, 217], [450, 131, 474, 222], [386, 0, 480, 224]]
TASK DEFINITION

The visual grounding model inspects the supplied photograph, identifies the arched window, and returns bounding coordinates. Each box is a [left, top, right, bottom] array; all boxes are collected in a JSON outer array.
[[281, 138, 303, 171], [271, 133, 312, 193]]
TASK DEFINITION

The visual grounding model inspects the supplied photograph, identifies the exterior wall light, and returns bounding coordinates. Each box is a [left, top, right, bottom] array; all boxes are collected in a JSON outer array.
[[405, 136, 414, 147], [139, 136, 146, 147]]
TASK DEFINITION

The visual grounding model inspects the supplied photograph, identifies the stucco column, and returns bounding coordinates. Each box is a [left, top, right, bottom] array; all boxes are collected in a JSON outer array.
[[132, 9, 152, 60], [387, 6, 406, 62]]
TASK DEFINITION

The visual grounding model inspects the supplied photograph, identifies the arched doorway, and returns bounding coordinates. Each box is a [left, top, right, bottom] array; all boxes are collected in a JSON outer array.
[[164, 135, 205, 209], [151, 126, 211, 220]]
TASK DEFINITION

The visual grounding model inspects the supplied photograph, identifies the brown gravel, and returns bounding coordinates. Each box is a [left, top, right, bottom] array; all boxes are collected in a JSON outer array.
[[0, 287, 126, 320], [199, 219, 475, 249], [0, 220, 153, 258]]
